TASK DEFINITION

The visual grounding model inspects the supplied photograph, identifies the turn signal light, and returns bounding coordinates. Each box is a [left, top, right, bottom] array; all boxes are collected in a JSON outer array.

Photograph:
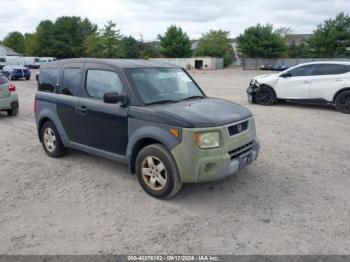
[[170, 128, 180, 138]]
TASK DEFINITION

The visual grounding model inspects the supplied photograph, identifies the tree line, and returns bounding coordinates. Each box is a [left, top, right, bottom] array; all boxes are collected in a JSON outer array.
[[1, 13, 349, 66]]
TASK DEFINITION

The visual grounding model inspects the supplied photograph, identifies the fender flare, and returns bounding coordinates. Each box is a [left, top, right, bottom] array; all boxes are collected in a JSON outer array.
[[126, 125, 180, 172], [37, 108, 69, 146]]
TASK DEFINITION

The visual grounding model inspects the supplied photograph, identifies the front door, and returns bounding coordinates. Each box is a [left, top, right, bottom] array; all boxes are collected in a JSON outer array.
[[275, 64, 318, 99], [78, 63, 128, 156], [56, 63, 84, 143]]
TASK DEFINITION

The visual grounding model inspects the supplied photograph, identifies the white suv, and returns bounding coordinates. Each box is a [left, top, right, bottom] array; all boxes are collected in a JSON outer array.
[[247, 61, 350, 113]]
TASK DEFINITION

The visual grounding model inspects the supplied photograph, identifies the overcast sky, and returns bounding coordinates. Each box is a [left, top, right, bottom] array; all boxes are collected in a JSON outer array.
[[0, 0, 349, 41]]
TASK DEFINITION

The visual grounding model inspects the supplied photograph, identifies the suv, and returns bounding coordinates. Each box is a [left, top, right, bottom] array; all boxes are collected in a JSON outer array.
[[247, 61, 350, 113], [35, 59, 260, 198], [0, 74, 18, 116]]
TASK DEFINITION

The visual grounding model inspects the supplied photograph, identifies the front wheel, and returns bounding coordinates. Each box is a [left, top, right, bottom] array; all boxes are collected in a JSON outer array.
[[255, 86, 276, 105], [136, 144, 182, 199], [335, 90, 350, 114]]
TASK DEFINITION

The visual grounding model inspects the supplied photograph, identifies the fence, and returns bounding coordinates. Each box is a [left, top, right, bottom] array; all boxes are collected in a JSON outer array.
[[242, 58, 350, 70]]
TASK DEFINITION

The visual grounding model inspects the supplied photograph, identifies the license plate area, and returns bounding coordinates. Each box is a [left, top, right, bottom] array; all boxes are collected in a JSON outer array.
[[239, 152, 253, 169]]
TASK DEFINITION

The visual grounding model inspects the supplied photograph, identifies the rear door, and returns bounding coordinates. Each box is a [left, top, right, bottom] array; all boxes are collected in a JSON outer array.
[[56, 63, 84, 143], [309, 64, 349, 101], [78, 62, 128, 155], [275, 64, 318, 99]]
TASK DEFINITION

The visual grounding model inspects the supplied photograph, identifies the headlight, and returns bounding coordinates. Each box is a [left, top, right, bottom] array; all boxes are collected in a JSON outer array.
[[194, 131, 220, 149]]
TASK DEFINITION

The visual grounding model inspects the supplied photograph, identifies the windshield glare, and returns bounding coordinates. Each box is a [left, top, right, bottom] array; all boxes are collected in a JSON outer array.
[[126, 68, 204, 104]]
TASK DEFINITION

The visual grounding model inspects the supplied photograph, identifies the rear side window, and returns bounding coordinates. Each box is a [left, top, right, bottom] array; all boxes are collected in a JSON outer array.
[[0, 75, 9, 85], [39, 68, 59, 92], [86, 70, 123, 99], [315, 64, 348, 75], [61, 68, 82, 96]]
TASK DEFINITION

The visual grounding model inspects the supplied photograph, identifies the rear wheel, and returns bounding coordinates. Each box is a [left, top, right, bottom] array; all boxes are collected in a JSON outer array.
[[255, 86, 276, 105], [6, 108, 18, 116], [40, 121, 67, 157], [136, 144, 182, 199], [335, 90, 350, 114]]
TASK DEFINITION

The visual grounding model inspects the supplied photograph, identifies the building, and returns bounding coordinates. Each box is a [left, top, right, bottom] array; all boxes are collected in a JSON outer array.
[[150, 57, 224, 70], [284, 34, 312, 46], [0, 44, 22, 56]]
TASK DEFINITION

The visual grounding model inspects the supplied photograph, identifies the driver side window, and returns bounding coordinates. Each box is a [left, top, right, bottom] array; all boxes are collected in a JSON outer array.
[[86, 70, 124, 99], [288, 65, 318, 77]]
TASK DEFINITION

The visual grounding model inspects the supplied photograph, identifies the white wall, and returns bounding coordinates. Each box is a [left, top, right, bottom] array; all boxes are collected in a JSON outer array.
[[150, 57, 224, 70]]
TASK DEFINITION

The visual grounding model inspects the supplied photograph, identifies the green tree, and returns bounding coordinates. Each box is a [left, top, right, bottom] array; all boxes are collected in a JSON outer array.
[[139, 42, 160, 59], [33, 16, 96, 58], [236, 24, 286, 58], [24, 33, 36, 56], [120, 36, 139, 58], [158, 25, 192, 58], [33, 20, 55, 57], [308, 13, 350, 57], [2, 31, 26, 54], [195, 30, 234, 67], [84, 21, 122, 58]]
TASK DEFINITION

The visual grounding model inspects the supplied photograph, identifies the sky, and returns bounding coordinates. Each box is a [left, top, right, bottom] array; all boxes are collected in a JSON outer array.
[[0, 0, 349, 41]]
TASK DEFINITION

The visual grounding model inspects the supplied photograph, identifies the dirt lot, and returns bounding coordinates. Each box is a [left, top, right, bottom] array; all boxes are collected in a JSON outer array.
[[0, 68, 349, 255]]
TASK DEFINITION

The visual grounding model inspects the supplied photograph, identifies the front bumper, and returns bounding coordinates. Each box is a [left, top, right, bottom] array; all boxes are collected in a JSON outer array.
[[247, 81, 259, 104], [171, 117, 260, 183]]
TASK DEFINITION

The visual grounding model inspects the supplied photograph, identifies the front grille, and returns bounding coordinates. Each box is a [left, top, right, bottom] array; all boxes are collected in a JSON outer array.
[[228, 120, 248, 136], [228, 141, 253, 160]]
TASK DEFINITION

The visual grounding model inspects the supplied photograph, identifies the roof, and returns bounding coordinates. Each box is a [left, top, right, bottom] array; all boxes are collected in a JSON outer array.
[[294, 61, 350, 67], [0, 44, 22, 56], [42, 58, 181, 69]]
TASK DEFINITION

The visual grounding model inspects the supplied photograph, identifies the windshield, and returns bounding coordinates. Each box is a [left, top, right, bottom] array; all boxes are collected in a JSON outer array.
[[126, 67, 204, 104], [0, 58, 5, 63]]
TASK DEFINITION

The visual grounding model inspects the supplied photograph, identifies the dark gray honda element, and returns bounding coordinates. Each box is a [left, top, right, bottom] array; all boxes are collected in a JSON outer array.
[[35, 58, 260, 198]]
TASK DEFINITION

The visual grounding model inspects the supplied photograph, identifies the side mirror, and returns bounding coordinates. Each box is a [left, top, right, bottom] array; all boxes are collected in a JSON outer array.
[[280, 72, 291, 78], [103, 92, 128, 106]]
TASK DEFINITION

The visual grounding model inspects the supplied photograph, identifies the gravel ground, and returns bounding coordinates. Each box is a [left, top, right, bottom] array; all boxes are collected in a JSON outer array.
[[0, 67, 349, 255]]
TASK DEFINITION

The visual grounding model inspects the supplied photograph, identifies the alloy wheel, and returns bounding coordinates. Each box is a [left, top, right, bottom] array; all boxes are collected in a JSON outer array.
[[141, 155, 168, 191], [43, 127, 56, 152]]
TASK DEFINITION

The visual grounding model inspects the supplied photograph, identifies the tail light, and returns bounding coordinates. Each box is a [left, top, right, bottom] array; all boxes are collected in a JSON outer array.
[[8, 83, 16, 92]]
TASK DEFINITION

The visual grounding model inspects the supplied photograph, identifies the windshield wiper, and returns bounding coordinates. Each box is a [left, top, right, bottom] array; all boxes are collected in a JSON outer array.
[[182, 95, 205, 101], [146, 99, 179, 105]]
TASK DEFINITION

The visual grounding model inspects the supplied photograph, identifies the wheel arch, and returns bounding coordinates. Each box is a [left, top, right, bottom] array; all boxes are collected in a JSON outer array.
[[333, 87, 350, 104], [127, 125, 180, 174], [259, 84, 277, 100]]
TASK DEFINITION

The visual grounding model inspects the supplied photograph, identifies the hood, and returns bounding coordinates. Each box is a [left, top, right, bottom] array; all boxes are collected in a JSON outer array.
[[129, 98, 252, 128], [254, 73, 279, 80]]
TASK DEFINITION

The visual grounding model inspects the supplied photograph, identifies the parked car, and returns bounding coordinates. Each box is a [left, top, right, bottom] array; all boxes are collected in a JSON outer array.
[[0, 73, 19, 116], [23, 57, 40, 69], [259, 64, 273, 70], [247, 61, 350, 113], [0, 56, 24, 66], [272, 65, 289, 71], [2, 65, 31, 80], [35, 58, 260, 198], [36, 57, 56, 68]]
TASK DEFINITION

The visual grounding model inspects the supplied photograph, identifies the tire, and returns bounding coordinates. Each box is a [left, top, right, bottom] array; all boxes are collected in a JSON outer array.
[[6, 107, 18, 116], [40, 121, 67, 158], [335, 90, 350, 114], [136, 144, 182, 199], [26, 77, 30, 80], [6, 102, 19, 116], [255, 86, 276, 105]]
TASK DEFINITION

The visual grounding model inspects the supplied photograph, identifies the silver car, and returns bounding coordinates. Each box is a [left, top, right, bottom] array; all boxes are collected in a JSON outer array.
[[0, 74, 19, 116]]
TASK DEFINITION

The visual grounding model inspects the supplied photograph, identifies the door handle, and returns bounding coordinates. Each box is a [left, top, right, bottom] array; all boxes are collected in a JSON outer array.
[[76, 105, 87, 114], [303, 80, 311, 84], [336, 79, 343, 82]]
